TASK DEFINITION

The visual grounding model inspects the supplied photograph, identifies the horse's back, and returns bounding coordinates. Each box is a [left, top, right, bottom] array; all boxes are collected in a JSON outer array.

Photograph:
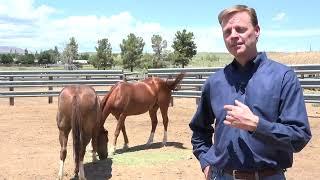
[[57, 85, 100, 127]]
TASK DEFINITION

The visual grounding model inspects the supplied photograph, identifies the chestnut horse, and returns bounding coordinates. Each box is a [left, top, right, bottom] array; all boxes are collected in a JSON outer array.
[[101, 73, 185, 154], [56, 85, 108, 180]]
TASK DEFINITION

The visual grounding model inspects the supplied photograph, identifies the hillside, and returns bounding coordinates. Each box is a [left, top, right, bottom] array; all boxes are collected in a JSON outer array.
[[0, 46, 24, 54]]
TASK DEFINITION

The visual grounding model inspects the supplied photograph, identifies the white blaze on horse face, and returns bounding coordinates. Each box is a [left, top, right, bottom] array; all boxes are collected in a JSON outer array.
[[79, 161, 87, 180], [146, 132, 155, 145], [58, 160, 64, 180], [162, 131, 167, 146]]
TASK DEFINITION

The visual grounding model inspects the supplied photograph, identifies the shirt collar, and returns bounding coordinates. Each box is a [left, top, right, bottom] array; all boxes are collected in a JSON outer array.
[[231, 52, 266, 72]]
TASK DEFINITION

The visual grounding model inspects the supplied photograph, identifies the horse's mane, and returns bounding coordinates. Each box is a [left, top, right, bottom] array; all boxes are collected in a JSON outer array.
[[100, 81, 124, 111]]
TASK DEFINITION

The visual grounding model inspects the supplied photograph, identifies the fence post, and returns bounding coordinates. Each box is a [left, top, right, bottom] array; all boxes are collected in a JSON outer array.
[[169, 74, 174, 106], [196, 75, 202, 105], [48, 76, 53, 104], [9, 76, 14, 106]]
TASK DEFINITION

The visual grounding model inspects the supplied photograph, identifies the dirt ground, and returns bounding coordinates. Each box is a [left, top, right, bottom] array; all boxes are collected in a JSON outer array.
[[0, 96, 319, 180]]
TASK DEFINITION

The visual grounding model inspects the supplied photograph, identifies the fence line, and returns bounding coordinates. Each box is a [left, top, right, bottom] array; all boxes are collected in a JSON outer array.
[[1, 65, 320, 106]]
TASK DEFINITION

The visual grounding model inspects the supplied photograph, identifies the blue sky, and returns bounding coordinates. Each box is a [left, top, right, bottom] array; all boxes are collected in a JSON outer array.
[[1, 0, 320, 53]]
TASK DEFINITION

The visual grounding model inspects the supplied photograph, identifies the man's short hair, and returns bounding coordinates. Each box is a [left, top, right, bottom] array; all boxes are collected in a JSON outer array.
[[218, 5, 258, 26]]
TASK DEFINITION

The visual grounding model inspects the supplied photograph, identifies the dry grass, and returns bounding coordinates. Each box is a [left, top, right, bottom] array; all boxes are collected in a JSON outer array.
[[267, 51, 320, 65]]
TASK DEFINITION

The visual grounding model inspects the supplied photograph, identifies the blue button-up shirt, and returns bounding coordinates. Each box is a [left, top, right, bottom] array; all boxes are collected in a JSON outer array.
[[189, 52, 312, 171]]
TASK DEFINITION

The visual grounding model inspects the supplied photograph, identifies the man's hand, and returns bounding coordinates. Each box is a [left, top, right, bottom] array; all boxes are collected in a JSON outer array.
[[203, 166, 211, 180], [223, 100, 259, 132]]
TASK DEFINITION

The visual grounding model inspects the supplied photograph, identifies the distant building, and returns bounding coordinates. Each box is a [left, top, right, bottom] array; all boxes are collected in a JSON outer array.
[[73, 59, 88, 64]]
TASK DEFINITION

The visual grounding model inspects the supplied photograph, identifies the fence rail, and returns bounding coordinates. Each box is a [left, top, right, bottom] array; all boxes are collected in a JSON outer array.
[[1, 64, 320, 105]]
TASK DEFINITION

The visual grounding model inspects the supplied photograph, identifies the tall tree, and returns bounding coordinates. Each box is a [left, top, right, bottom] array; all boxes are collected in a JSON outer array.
[[63, 37, 78, 68], [94, 38, 114, 70], [120, 33, 145, 72], [171, 29, 197, 68], [53, 46, 60, 63], [151, 34, 167, 68]]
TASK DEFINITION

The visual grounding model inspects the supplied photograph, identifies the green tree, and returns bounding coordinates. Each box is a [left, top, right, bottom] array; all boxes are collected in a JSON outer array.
[[94, 38, 114, 70], [139, 53, 153, 69], [0, 54, 14, 64], [172, 29, 197, 68], [18, 53, 35, 64], [63, 37, 78, 68], [151, 34, 167, 68], [38, 50, 54, 64], [79, 53, 90, 60], [53, 46, 60, 63], [120, 33, 145, 72]]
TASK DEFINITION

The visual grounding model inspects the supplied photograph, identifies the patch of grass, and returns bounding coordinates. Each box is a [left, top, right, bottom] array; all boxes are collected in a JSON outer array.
[[111, 149, 191, 167]]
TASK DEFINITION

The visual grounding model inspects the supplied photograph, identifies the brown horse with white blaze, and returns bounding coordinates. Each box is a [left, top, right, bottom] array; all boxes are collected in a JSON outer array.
[[56, 85, 108, 180], [101, 73, 185, 154]]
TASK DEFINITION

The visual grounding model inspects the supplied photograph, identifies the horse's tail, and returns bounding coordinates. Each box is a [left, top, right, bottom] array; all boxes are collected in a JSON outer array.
[[166, 72, 185, 90], [71, 95, 81, 172]]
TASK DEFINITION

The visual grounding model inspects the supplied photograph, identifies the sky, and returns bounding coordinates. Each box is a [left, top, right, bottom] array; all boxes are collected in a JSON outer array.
[[1, 0, 320, 53]]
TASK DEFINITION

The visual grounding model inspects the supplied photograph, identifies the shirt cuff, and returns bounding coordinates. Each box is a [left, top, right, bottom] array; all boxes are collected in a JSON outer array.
[[200, 157, 210, 172], [252, 116, 273, 137]]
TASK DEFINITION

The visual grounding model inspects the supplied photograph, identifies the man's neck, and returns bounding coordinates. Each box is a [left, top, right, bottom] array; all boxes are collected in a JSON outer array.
[[235, 51, 258, 67]]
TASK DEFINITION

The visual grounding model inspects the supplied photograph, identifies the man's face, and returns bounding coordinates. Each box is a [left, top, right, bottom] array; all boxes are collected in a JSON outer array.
[[221, 11, 260, 59]]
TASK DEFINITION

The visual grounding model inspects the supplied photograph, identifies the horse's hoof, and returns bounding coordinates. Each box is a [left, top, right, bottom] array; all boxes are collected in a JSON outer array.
[[123, 144, 129, 150], [108, 150, 115, 156]]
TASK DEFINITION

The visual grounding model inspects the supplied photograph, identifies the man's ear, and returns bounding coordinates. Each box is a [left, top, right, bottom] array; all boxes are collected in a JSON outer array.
[[255, 25, 260, 41]]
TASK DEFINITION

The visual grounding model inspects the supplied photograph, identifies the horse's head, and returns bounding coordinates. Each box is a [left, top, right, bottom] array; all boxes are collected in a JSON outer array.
[[97, 128, 108, 160]]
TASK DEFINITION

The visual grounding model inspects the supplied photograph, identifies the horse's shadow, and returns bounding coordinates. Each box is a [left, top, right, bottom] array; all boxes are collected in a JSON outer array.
[[71, 158, 113, 180], [115, 141, 187, 154]]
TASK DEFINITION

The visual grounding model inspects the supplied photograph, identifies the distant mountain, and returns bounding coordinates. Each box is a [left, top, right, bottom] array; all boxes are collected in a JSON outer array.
[[0, 46, 24, 54]]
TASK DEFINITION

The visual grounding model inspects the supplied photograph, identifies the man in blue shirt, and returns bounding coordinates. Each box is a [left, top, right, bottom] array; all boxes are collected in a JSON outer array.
[[189, 5, 312, 180]]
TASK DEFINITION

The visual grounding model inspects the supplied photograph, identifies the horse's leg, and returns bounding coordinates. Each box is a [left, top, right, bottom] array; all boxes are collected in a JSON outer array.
[[91, 110, 102, 162], [111, 113, 126, 155], [91, 130, 98, 162], [57, 127, 71, 180], [122, 124, 129, 149], [79, 134, 91, 180], [146, 105, 159, 145], [159, 104, 169, 146]]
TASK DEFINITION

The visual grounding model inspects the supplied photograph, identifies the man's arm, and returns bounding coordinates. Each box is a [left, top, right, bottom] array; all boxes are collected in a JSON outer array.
[[189, 81, 215, 170], [252, 70, 312, 152]]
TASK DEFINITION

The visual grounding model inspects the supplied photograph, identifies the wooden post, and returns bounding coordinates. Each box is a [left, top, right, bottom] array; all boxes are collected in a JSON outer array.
[[9, 76, 14, 106], [48, 76, 53, 104]]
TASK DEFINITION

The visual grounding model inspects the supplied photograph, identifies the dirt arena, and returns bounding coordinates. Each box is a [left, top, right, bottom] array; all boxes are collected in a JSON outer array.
[[0, 96, 319, 180]]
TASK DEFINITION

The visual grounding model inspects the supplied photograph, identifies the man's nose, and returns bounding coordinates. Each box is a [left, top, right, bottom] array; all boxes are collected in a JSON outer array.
[[230, 29, 239, 38]]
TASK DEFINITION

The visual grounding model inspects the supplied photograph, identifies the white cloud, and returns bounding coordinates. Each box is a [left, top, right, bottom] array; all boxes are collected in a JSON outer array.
[[272, 12, 286, 22], [1, 1, 319, 53], [0, 0, 55, 20]]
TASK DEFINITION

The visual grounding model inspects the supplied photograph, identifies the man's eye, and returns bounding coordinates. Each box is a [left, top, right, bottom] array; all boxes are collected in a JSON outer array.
[[224, 29, 231, 36], [236, 27, 246, 33]]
